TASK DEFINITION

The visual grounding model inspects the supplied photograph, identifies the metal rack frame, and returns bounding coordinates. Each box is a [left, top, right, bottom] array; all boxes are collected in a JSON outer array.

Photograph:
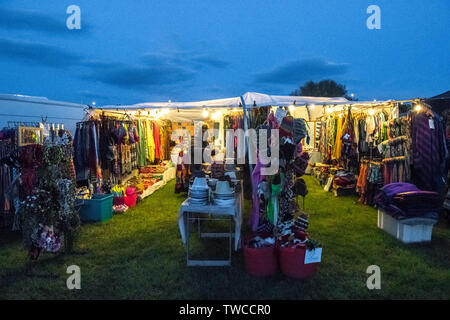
[[185, 211, 234, 267]]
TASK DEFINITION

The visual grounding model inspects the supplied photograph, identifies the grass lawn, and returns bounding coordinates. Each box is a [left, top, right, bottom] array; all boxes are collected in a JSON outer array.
[[1, 176, 449, 299]]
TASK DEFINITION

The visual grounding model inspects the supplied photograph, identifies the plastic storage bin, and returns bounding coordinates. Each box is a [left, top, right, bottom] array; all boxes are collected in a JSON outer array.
[[279, 245, 319, 279], [243, 237, 278, 277], [78, 194, 113, 222]]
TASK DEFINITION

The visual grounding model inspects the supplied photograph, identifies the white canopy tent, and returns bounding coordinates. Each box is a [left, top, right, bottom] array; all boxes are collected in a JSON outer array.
[[96, 92, 394, 122], [95, 92, 361, 122], [93, 92, 398, 175], [94, 93, 362, 168], [98, 96, 242, 122]]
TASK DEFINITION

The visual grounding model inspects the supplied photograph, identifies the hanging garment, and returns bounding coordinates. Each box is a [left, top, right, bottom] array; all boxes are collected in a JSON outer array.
[[257, 181, 270, 225], [356, 162, 369, 193], [279, 116, 294, 138], [319, 120, 328, 160], [89, 122, 101, 180], [267, 183, 281, 224], [279, 168, 295, 224], [358, 118, 369, 155], [250, 158, 264, 232], [365, 115, 376, 143], [145, 120, 155, 163], [340, 110, 359, 171], [137, 120, 147, 167], [160, 120, 173, 161], [293, 118, 310, 145], [332, 116, 343, 160], [410, 111, 447, 192], [153, 121, 161, 161], [0, 140, 13, 221]]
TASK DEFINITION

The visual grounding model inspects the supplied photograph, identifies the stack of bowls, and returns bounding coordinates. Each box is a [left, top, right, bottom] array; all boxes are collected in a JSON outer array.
[[213, 181, 235, 206], [189, 178, 209, 205]]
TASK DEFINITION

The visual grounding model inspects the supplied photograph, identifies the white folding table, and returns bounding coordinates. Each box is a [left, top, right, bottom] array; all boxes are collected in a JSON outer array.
[[178, 181, 243, 266]]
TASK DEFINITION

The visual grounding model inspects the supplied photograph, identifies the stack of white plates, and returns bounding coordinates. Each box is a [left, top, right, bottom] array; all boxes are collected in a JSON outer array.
[[214, 194, 235, 206]]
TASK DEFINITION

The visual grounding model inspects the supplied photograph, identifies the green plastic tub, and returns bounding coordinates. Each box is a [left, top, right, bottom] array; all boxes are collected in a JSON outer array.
[[77, 194, 113, 222]]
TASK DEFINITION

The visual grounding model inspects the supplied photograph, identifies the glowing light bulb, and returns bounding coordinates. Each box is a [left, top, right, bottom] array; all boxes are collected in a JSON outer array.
[[415, 104, 422, 111], [202, 109, 209, 118], [288, 105, 295, 113], [310, 104, 315, 110]]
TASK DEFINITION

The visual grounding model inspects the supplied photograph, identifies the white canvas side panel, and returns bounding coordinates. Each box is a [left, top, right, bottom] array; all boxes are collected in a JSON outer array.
[[0, 95, 86, 133]]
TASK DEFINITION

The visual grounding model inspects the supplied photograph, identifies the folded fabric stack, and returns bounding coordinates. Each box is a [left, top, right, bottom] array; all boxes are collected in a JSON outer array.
[[333, 171, 356, 189], [374, 183, 440, 220], [246, 235, 275, 248], [113, 204, 128, 214]]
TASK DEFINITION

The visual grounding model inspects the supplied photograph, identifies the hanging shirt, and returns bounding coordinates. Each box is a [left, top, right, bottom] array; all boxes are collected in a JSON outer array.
[[145, 120, 155, 163], [365, 115, 376, 143], [332, 116, 343, 160], [153, 121, 161, 161], [137, 120, 147, 167]]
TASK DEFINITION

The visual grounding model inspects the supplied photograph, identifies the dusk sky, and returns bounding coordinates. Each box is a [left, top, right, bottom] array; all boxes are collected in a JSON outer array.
[[0, 0, 448, 106]]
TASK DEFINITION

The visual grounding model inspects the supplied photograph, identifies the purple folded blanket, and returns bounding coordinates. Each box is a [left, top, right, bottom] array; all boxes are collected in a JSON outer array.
[[375, 183, 441, 220]]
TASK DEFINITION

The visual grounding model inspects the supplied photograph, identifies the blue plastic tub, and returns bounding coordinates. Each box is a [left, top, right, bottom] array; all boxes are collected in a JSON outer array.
[[77, 194, 113, 222]]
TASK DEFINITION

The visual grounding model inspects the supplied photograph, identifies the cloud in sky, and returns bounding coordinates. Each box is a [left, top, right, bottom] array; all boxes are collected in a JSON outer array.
[[189, 54, 230, 69], [0, 6, 89, 35], [254, 58, 350, 84], [0, 36, 228, 92], [80, 60, 196, 89], [141, 52, 229, 70], [0, 38, 82, 67], [80, 51, 229, 91]]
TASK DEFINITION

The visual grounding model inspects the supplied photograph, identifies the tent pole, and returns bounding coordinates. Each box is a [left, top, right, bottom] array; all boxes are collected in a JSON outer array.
[[240, 96, 253, 175]]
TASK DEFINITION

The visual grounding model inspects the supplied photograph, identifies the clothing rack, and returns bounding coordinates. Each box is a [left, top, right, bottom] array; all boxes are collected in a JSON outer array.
[[382, 156, 406, 163], [361, 158, 382, 165]]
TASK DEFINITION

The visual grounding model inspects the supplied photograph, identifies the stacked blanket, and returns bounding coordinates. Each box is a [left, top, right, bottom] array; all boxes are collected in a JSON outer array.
[[333, 171, 357, 189], [374, 183, 440, 220]]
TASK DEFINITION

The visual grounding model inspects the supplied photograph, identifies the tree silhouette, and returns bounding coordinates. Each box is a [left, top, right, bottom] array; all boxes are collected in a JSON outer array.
[[291, 80, 355, 100]]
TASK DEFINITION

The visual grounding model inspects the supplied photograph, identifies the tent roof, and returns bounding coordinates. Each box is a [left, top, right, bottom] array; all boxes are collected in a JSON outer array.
[[425, 90, 450, 114], [98, 92, 353, 111], [99, 96, 242, 110], [95, 92, 395, 121], [242, 92, 349, 107], [427, 90, 450, 100], [0, 93, 87, 109]]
